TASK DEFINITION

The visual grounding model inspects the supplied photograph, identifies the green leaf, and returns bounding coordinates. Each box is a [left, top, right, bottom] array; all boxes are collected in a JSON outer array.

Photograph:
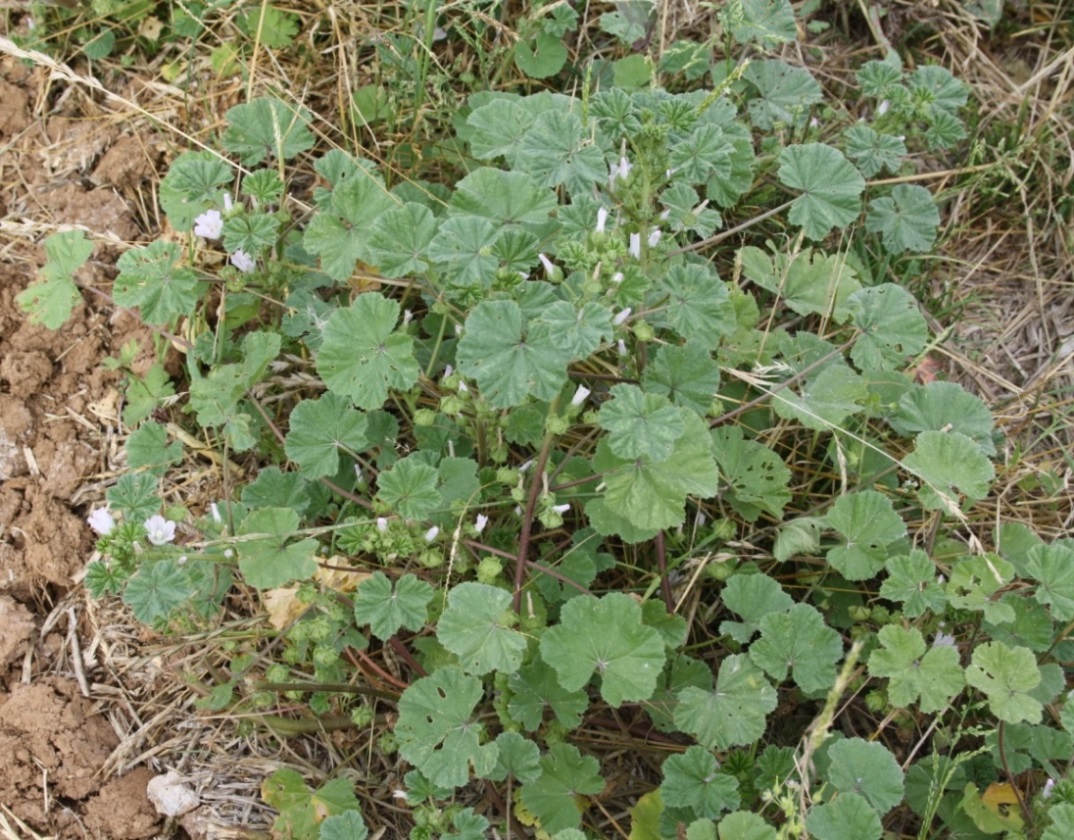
[[489, 731, 541, 783], [706, 128, 756, 208], [660, 746, 740, 819], [720, 573, 793, 643], [652, 264, 736, 349], [842, 124, 907, 178], [515, 32, 568, 79], [587, 412, 720, 538], [642, 341, 721, 415], [539, 593, 665, 707], [965, 641, 1043, 724], [1024, 543, 1074, 621], [16, 231, 92, 328], [717, 812, 776, 840], [377, 456, 441, 520], [669, 124, 736, 184], [901, 431, 995, 512], [237, 508, 318, 589], [661, 183, 722, 239], [450, 167, 558, 230], [866, 185, 940, 254], [778, 143, 865, 240], [235, 5, 298, 48], [159, 151, 232, 229], [114, 240, 203, 325], [1042, 803, 1074, 840], [826, 738, 904, 814], [466, 98, 533, 164], [534, 301, 613, 359], [317, 293, 419, 410], [598, 385, 686, 462], [738, 245, 862, 320], [303, 168, 396, 281], [710, 426, 791, 522], [517, 108, 607, 195], [824, 491, 906, 580], [674, 654, 777, 750], [773, 516, 823, 562], [437, 583, 527, 676], [947, 554, 1015, 623], [879, 550, 947, 617], [908, 65, 968, 118], [508, 658, 589, 731], [221, 210, 278, 256], [241, 468, 311, 515], [123, 560, 192, 625], [750, 604, 842, 694], [427, 215, 501, 291], [457, 300, 572, 408], [262, 769, 360, 840], [846, 284, 928, 371], [727, 0, 795, 46], [319, 810, 368, 840], [107, 472, 161, 522], [745, 60, 823, 130], [285, 393, 370, 480], [396, 666, 498, 789], [122, 363, 176, 427], [125, 421, 183, 474], [367, 203, 436, 278], [773, 364, 867, 431], [868, 625, 964, 713], [222, 96, 314, 164], [804, 793, 882, 840], [442, 808, 489, 840], [353, 572, 433, 641], [889, 381, 995, 456], [519, 743, 604, 835]]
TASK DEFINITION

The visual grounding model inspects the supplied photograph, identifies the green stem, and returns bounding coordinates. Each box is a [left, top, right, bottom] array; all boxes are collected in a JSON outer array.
[[513, 430, 556, 614]]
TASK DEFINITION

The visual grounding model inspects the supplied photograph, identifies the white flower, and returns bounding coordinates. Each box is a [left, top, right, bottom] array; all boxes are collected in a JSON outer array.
[[376, 517, 389, 533], [87, 508, 115, 536], [617, 339, 628, 356], [595, 206, 608, 234], [611, 271, 624, 284], [538, 253, 555, 278], [223, 548, 234, 558], [648, 228, 662, 247], [613, 307, 632, 326], [230, 249, 256, 273], [1043, 778, 1056, 799], [424, 526, 439, 542], [932, 630, 957, 649], [629, 232, 642, 259], [610, 155, 633, 185], [443, 364, 453, 379], [193, 209, 223, 239], [403, 309, 413, 326], [474, 514, 489, 534], [144, 515, 176, 546], [210, 502, 222, 523], [177, 555, 188, 565], [552, 503, 570, 514], [877, 99, 890, 116], [570, 384, 591, 406]]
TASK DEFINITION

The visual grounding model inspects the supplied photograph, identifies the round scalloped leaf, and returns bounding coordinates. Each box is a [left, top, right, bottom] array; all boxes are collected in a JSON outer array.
[[868, 625, 964, 713], [674, 655, 777, 750], [778, 143, 865, 240], [437, 583, 527, 676], [284, 393, 370, 480], [866, 184, 940, 254], [804, 793, 882, 840], [660, 745, 741, 819], [846, 284, 928, 371], [825, 739, 904, 815], [965, 641, 1043, 724], [901, 430, 995, 513], [519, 743, 604, 834], [222, 96, 314, 164], [717, 811, 776, 840], [825, 490, 906, 580], [889, 381, 995, 456]]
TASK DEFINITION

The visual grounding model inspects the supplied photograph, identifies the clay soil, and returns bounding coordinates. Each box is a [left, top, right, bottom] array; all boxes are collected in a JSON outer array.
[[1, 54, 163, 839]]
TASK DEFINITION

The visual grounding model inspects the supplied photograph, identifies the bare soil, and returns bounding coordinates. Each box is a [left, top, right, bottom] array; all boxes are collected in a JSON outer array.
[[1, 54, 162, 839]]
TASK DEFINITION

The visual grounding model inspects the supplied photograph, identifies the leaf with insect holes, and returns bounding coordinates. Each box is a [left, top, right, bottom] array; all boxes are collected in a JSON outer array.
[[437, 583, 527, 676], [395, 666, 498, 789], [902, 431, 994, 512], [222, 96, 314, 164], [805, 793, 882, 840], [598, 384, 686, 462], [457, 300, 572, 408], [879, 550, 947, 617], [519, 743, 604, 835], [237, 507, 318, 589], [778, 143, 865, 240], [826, 739, 904, 814], [661, 746, 741, 819], [317, 293, 419, 410], [825, 491, 906, 580], [846, 284, 928, 371], [16, 231, 92, 329], [377, 456, 441, 521], [710, 426, 791, 523], [965, 641, 1042, 724], [113, 240, 204, 325], [675, 654, 777, 750], [746, 60, 823, 130], [866, 185, 940, 254], [303, 167, 396, 281], [750, 604, 843, 694], [868, 625, 964, 713], [353, 572, 433, 641], [284, 393, 370, 480], [540, 593, 665, 707]]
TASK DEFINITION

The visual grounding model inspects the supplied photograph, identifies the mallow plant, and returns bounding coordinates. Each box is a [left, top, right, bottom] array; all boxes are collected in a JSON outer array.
[[18, 38, 1074, 840]]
